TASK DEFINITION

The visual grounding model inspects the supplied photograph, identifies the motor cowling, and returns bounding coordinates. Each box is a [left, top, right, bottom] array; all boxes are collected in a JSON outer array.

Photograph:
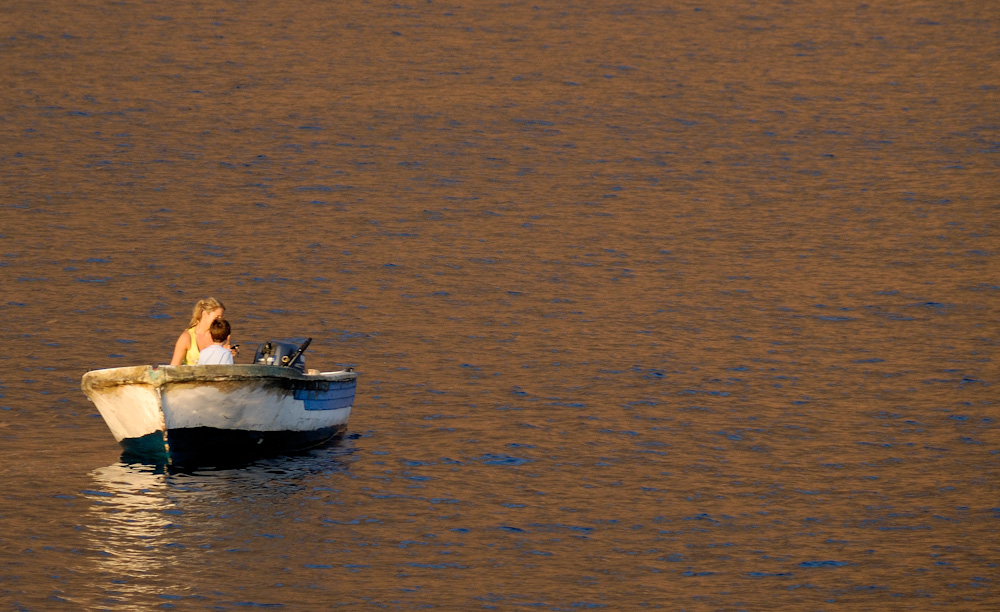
[[254, 338, 311, 372]]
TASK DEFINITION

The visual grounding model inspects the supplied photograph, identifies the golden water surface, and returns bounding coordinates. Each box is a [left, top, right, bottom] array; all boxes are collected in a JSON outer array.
[[1, 0, 998, 609]]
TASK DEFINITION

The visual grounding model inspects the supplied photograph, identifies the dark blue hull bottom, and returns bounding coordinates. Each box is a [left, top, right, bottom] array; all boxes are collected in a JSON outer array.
[[120, 425, 347, 466]]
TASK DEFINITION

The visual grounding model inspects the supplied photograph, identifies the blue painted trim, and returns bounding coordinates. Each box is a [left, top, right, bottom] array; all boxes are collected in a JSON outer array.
[[293, 386, 355, 411]]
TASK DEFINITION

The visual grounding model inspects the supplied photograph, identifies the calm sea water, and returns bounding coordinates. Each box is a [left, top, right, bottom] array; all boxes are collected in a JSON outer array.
[[2, 0, 998, 609]]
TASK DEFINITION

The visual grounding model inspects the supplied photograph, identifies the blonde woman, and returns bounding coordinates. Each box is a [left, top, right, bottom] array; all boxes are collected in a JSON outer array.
[[169, 297, 227, 366]]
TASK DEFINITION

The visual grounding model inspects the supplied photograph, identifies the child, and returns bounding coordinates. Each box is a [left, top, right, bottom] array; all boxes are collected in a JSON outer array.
[[196, 318, 235, 365]]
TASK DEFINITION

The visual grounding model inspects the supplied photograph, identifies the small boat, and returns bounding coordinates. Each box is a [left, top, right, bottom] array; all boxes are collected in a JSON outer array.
[[82, 339, 357, 465]]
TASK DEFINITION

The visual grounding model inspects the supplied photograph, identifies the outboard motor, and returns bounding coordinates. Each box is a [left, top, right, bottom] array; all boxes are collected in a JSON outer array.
[[254, 338, 312, 372]]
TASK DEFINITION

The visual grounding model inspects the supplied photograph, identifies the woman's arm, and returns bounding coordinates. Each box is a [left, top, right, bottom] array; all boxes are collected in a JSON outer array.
[[169, 330, 190, 366]]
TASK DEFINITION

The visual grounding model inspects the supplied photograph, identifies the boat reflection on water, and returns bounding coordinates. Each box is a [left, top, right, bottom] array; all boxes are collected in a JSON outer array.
[[84, 463, 178, 606], [81, 440, 357, 607]]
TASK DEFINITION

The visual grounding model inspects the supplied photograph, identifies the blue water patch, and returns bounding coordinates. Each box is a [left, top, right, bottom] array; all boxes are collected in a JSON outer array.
[[714, 430, 744, 440], [800, 560, 850, 568], [81, 489, 114, 497], [470, 454, 531, 466]]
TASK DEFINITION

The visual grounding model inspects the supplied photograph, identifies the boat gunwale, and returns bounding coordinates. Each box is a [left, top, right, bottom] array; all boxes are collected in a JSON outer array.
[[82, 364, 357, 393]]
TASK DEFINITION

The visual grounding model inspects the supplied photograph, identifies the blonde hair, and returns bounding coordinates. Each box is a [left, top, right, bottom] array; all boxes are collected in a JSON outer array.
[[187, 297, 226, 328]]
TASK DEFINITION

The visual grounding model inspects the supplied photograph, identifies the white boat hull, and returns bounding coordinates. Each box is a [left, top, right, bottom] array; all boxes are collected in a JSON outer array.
[[82, 365, 357, 464]]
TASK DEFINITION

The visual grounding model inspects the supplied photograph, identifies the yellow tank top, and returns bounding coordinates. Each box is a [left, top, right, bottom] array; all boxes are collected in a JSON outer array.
[[183, 327, 200, 365]]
